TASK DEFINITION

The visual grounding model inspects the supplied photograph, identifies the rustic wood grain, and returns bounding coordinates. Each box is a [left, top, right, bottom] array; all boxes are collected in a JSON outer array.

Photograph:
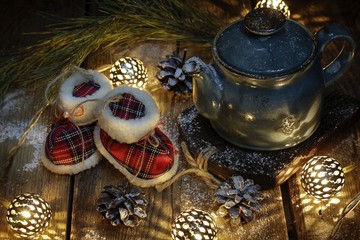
[[0, 0, 85, 239], [285, 0, 360, 239], [69, 35, 289, 239], [1, 0, 360, 240], [69, 41, 183, 240], [0, 91, 71, 239], [285, 122, 360, 239]]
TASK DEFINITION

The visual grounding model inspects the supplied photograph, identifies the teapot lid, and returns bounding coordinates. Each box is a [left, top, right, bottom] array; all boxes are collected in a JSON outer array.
[[214, 8, 316, 78]]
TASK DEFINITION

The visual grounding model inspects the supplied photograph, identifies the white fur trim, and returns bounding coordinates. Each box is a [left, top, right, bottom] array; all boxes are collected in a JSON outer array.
[[58, 70, 113, 125], [40, 145, 102, 175], [94, 126, 178, 188], [96, 86, 160, 144]]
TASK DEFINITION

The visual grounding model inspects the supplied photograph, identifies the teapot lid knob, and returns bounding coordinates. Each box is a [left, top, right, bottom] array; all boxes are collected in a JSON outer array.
[[244, 8, 286, 35]]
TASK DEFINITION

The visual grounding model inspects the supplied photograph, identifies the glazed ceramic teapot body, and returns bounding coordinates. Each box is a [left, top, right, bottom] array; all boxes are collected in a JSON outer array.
[[184, 8, 356, 151]]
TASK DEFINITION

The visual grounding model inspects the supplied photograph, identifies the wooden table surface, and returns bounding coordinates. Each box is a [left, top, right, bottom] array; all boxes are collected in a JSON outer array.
[[0, 0, 359, 239]]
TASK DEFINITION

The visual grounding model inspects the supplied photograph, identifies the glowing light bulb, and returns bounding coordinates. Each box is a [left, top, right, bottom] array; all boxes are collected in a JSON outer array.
[[171, 208, 217, 240], [255, 0, 291, 18], [6, 193, 52, 239], [109, 57, 148, 89], [300, 156, 345, 200]]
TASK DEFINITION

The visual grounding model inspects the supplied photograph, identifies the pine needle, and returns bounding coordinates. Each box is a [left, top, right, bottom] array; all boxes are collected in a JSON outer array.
[[0, 0, 226, 101]]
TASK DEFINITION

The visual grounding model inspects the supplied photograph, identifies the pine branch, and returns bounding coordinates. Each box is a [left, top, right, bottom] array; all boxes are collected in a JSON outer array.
[[0, 0, 226, 100]]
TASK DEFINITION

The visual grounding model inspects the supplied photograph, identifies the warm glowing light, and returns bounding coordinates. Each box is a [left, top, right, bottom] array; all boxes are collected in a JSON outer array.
[[6, 193, 52, 239], [109, 57, 148, 89], [21, 211, 31, 219], [303, 205, 314, 212], [300, 156, 345, 200], [329, 198, 341, 204], [244, 113, 255, 121], [255, 0, 291, 18], [171, 208, 217, 240]]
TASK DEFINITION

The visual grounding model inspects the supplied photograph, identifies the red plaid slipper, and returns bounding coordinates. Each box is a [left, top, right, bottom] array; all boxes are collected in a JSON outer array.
[[41, 119, 102, 175], [96, 86, 160, 144], [94, 86, 178, 187], [94, 126, 178, 188], [58, 69, 113, 125]]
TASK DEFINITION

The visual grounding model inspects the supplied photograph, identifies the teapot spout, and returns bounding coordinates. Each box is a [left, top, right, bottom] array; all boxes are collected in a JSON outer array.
[[183, 56, 223, 120]]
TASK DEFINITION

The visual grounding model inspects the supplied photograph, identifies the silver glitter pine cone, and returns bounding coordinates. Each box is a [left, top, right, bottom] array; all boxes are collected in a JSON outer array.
[[214, 176, 264, 225], [96, 181, 148, 227], [156, 48, 193, 95]]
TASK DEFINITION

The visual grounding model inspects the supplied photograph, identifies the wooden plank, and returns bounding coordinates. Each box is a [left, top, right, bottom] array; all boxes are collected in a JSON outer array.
[[69, 34, 288, 239], [68, 0, 288, 237], [0, 89, 71, 239], [0, 0, 86, 239], [69, 41, 183, 239], [284, 0, 360, 239], [286, 122, 360, 239], [177, 176, 288, 240]]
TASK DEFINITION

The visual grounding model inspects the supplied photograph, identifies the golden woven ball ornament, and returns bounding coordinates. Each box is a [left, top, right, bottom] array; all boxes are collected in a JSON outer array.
[[109, 57, 148, 89], [300, 156, 345, 200], [255, 0, 290, 18], [171, 208, 217, 240], [6, 193, 52, 239]]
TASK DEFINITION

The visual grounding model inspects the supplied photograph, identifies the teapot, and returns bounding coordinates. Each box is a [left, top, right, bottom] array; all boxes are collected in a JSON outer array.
[[183, 8, 356, 151]]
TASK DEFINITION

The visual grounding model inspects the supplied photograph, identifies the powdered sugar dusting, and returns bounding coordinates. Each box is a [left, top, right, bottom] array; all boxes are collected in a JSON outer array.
[[0, 89, 48, 172], [178, 173, 286, 239], [179, 175, 214, 210], [84, 229, 107, 240], [0, 89, 28, 116], [177, 107, 214, 152], [21, 123, 47, 171], [177, 107, 201, 134], [160, 115, 180, 150]]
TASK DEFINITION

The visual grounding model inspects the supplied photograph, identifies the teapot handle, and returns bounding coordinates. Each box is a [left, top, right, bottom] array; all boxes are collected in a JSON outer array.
[[315, 24, 356, 87]]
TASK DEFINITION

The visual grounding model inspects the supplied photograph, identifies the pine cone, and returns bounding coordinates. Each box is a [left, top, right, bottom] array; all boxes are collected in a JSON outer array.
[[156, 48, 193, 95], [214, 176, 264, 225], [96, 181, 148, 227]]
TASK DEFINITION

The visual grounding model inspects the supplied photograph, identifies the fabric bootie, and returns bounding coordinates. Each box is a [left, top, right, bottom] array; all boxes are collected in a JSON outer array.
[[41, 119, 102, 174], [94, 86, 178, 187], [58, 69, 113, 125]]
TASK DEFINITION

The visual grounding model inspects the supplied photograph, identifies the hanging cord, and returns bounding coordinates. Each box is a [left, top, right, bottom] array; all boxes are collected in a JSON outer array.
[[155, 141, 220, 192], [66, 93, 162, 175], [130, 141, 147, 183], [61, 94, 127, 164], [129, 131, 160, 184], [68, 98, 100, 164], [8, 65, 96, 161], [343, 164, 356, 174], [7, 101, 51, 161], [7, 65, 77, 160], [329, 192, 360, 239]]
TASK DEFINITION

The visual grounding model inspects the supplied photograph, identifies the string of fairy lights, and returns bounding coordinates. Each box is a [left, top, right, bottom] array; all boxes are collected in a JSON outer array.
[[5, 155, 358, 239], [3, 1, 360, 239], [4, 56, 359, 240]]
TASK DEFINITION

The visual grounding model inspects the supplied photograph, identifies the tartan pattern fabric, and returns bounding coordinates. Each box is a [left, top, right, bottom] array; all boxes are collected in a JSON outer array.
[[109, 93, 145, 120], [99, 127, 175, 179], [45, 120, 97, 165], [72, 80, 101, 97]]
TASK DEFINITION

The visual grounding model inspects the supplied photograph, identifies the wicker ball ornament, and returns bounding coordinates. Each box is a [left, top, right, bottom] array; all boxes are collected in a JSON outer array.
[[171, 208, 217, 240], [255, 0, 290, 18], [6, 193, 52, 239], [109, 57, 148, 88], [300, 156, 345, 200]]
